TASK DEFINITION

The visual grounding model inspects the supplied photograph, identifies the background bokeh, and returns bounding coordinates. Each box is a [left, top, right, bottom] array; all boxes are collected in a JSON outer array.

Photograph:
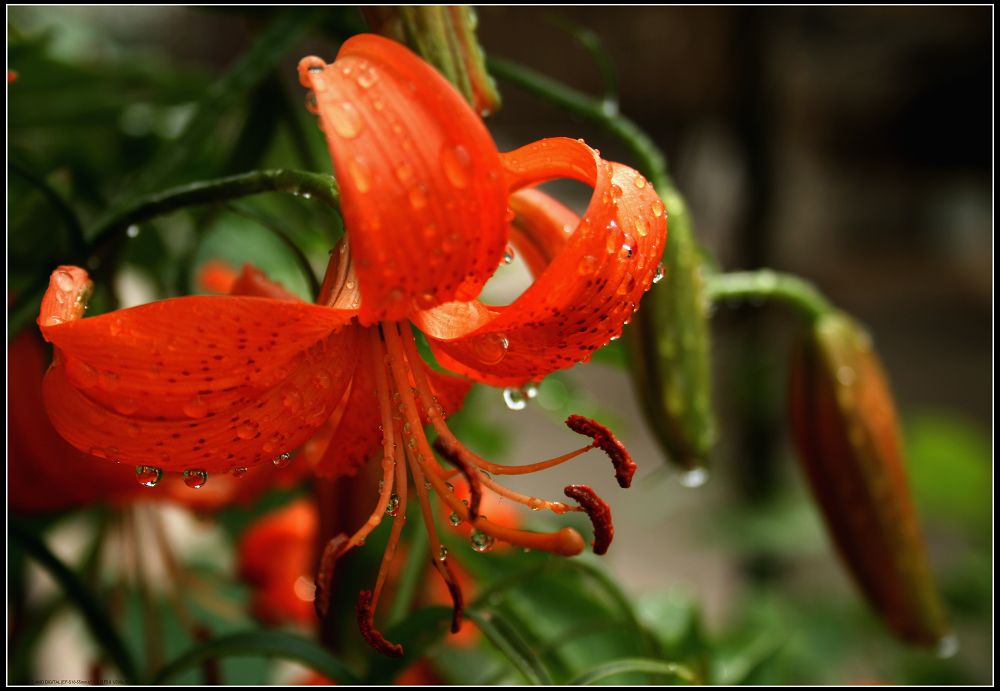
[[8, 6, 991, 684]]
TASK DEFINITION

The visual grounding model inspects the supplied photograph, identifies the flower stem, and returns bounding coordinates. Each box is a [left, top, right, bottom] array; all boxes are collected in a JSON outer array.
[[8, 169, 340, 341], [87, 169, 340, 253], [707, 269, 834, 323]]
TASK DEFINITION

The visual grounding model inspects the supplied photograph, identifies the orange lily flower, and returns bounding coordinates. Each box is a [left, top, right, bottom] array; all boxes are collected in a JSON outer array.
[[36, 35, 666, 655]]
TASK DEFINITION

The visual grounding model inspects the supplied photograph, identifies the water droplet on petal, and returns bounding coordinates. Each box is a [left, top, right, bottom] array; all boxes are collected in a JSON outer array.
[[237, 421, 257, 440], [348, 158, 371, 193], [183, 469, 208, 489], [502, 387, 527, 411], [471, 332, 509, 365], [578, 255, 598, 276], [231, 467, 248, 478], [523, 381, 540, 399], [438, 546, 450, 561], [633, 174, 646, 189], [273, 452, 292, 468], [408, 183, 429, 210], [470, 530, 495, 553], [502, 244, 515, 265], [441, 144, 472, 189], [679, 467, 709, 488], [651, 198, 665, 218], [327, 101, 364, 139], [135, 465, 162, 487], [283, 390, 303, 413], [449, 512, 462, 526], [183, 396, 209, 419], [395, 161, 414, 183], [634, 217, 649, 237], [356, 68, 378, 89], [54, 270, 75, 292]]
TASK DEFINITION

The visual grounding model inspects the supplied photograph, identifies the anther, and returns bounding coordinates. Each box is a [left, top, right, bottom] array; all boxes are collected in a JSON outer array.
[[565, 415, 637, 488], [432, 437, 483, 520], [564, 485, 614, 555], [356, 589, 404, 657], [314, 533, 349, 618]]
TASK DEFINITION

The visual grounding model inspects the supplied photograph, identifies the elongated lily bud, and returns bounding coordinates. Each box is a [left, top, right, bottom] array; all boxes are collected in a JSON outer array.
[[627, 192, 715, 474], [363, 6, 501, 116], [788, 312, 951, 649]]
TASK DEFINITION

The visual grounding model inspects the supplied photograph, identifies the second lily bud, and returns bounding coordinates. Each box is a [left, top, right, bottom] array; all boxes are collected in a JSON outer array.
[[788, 311, 951, 651]]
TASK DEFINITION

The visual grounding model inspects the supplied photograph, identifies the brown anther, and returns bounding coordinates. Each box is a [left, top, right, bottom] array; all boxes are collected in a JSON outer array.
[[314, 533, 349, 619], [356, 589, 404, 658], [565, 415, 636, 488], [564, 485, 614, 555], [432, 557, 465, 634], [432, 437, 483, 520]]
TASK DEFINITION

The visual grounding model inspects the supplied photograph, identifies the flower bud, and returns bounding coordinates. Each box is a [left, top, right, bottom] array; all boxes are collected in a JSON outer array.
[[788, 312, 950, 649], [627, 195, 715, 472], [363, 6, 501, 116]]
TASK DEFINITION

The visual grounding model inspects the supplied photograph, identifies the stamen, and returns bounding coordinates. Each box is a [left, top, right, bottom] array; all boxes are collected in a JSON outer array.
[[563, 485, 614, 555], [382, 322, 585, 557], [327, 330, 401, 569], [356, 589, 403, 658], [314, 533, 349, 618], [405, 444, 464, 633], [431, 437, 482, 520], [369, 416, 409, 609], [565, 415, 637, 488]]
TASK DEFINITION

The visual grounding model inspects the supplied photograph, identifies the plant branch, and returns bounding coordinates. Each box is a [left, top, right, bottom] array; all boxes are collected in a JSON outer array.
[[707, 269, 833, 322]]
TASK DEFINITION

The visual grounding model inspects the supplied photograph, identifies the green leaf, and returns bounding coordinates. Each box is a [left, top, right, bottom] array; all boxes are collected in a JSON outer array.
[[568, 658, 697, 685], [466, 608, 554, 685], [152, 630, 361, 685], [10, 521, 141, 684]]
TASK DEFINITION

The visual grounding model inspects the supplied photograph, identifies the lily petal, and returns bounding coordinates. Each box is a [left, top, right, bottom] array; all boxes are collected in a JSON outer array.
[[38, 268, 361, 473], [417, 138, 667, 386], [299, 34, 507, 324]]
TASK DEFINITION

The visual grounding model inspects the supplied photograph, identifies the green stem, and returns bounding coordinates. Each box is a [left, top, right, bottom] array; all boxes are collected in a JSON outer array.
[[10, 521, 140, 684], [87, 169, 340, 256], [707, 269, 833, 322], [7, 169, 340, 341]]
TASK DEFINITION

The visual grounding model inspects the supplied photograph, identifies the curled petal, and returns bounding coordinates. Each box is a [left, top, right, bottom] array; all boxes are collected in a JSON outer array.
[[418, 138, 667, 386], [299, 35, 507, 324], [38, 268, 361, 473]]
